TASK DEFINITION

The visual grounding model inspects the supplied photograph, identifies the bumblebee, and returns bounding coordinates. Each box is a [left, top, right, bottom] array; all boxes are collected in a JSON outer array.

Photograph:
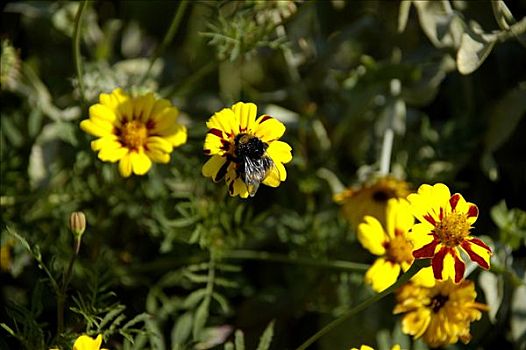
[[233, 133, 279, 196]]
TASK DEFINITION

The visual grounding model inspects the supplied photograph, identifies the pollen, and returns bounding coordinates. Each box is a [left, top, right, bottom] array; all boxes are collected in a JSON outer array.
[[120, 120, 148, 150], [434, 212, 471, 247], [386, 232, 414, 264]]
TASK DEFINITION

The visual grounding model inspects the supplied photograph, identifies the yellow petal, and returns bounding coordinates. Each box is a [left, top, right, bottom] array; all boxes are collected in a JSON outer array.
[[73, 334, 102, 350], [150, 98, 172, 119], [410, 266, 436, 288], [253, 115, 286, 142], [390, 199, 415, 237], [151, 107, 179, 134], [118, 99, 134, 122], [202, 155, 227, 181], [89, 104, 117, 123], [90, 135, 118, 151], [262, 164, 281, 187], [80, 119, 113, 137], [206, 108, 238, 136], [365, 258, 401, 292], [232, 102, 257, 133], [204, 132, 226, 156], [408, 183, 451, 225], [146, 148, 170, 163], [146, 136, 172, 153], [402, 309, 432, 338], [409, 222, 435, 250], [118, 153, 132, 177], [357, 216, 387, 256], [130, 150, 152, 175], [100, 88, 128, 110], [97, 144, 128, 163], [266, 140, 292, 164], [134, 93, 155, 122], [231, 177, 249, 198], [164, 125, 187, 147]]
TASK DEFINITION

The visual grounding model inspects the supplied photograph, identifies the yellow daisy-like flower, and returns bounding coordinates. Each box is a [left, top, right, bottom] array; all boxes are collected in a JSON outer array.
[[73, 334, 108, 350], [358, 199, 435, 292], [408, 183, 492, 283], [393, 279, 488, 348], [202, 102, 292, 198], [334, 176, 411, 229], [80, 88, 187, 177]]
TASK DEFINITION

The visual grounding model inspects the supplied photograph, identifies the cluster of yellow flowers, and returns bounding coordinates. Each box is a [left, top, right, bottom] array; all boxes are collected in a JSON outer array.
[[337, 179, 492, 348], [81, 89, 291, 198]]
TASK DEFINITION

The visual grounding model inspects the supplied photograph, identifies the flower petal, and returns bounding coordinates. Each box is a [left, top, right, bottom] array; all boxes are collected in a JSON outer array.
[[130, 150, 152, 175], [365, 257, 401, 292], [202, 155, 228, 182], [266, 140, 292, 164], [357, 216, 387, 256], [163, 124, 187, 147], [146, 148, 170, 163], [460, 237, 491, 270], [133, 93, 156, 123], [432, 247, 465, 283], [80, 119, 113, 137], [97, 142, 128, 162], [408, 183, 451, 225], [206, 108, 238, 136], [253, 115, 286, 142], [262, 164, 281, 187], [89, 104, 117, 123], [118, 153, 132, 177], [73, 334, 103, 350], [410, 266, 436, 288], [401, 309, 432, 338], [146, 136, 173, 153], [232, 102, 257, 133], [413, 238, 439, 259]]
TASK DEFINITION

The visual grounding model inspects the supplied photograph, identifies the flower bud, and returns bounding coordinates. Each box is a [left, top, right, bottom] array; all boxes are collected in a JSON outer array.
[[69, 211, 86, 237]]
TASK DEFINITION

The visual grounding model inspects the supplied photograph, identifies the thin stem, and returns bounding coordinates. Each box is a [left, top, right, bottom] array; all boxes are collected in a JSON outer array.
[[57, 237, 82, 334], [295, 259, 429, 350], [139, 0, 189, 85], [223, 250, 369, 272], [379, 79, 401, 175], [72, 0, 88, 104]]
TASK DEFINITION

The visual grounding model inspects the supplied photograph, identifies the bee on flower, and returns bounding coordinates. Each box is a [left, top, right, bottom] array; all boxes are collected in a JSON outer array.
[[202, 102, 292, 198], [407, 183, 492, 283], [80, 88, 187, 177]]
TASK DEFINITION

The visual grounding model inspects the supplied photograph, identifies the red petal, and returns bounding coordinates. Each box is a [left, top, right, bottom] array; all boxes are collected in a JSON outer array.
[[423, 214, 436, 226], [413, 239, 439, 259], [461, 239, 491, 270], [450, 194, 460, 211], [467, 205, 479, 218], [453, 250, 465, 283], [431, 246, 448, 280]]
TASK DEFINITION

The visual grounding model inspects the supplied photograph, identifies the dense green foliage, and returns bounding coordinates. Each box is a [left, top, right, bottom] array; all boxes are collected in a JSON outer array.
[[1, 1, 525, 349]]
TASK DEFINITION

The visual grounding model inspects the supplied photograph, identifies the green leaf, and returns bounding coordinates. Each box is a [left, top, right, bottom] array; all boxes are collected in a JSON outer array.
[[182, 289, 207, 309], [412, 0, 464, 48], [234, 329, 245, 350], [172, 311, 193, 345], [192, 298, 210, 340], [255, 321, 275, 350]]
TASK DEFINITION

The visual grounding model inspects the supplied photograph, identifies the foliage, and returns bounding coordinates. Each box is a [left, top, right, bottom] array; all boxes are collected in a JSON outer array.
[[1, 1, 526, 349]]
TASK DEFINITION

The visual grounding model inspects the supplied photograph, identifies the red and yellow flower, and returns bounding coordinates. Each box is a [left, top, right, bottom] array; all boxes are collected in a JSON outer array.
[[408, 183, 491, 283]]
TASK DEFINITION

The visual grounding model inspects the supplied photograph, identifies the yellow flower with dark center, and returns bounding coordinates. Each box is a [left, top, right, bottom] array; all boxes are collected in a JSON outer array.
[[358, 199, 435, 292], [202, 102, 292, 198], [334, 176, 411, 229], [408, 183, 492, 283], [73, 334, 108, 350], [80, 88, 187, 177], [393, 279, 488, 348]]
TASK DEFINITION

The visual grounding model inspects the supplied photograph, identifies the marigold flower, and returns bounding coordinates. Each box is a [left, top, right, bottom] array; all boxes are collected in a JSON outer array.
[[358, 199, 434, 292], [80, 88, 187, 177], [408, 183, 492, 283], [393, 279, 488, 348], [202, 102, 292, 198], [73, 334, 108, 350], [334, 176, 411, 229]]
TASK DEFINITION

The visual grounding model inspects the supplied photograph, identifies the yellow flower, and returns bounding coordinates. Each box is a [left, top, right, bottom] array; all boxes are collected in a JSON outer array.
[[73, 334, 108, 350], [358, 199, 435, 292], [80, 88, 187, 177], [0, 239, 14, 272], [202, 102, 292, 198], [393, 279, 488, 348], [408, 183, 492, 283], [334, 176, 411, 229]]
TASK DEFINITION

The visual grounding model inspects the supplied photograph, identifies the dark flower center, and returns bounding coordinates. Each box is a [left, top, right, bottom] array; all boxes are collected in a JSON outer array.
[[429, 294, 449, 313], [234, 133, 267, 160], [372, 188, 396, 202]]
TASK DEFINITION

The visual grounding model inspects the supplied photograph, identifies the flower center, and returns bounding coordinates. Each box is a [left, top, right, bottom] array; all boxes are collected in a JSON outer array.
[[234, 133, 267, 160], [429, 293, 449, 313], [386, 231, 414, 264], [121, 121, 148, 150], [434, 212, 471, 247], [372, 188, 396, 202]]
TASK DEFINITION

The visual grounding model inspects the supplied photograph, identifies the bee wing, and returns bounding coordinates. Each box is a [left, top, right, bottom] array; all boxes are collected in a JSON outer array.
[[242, 156, 269, 197]]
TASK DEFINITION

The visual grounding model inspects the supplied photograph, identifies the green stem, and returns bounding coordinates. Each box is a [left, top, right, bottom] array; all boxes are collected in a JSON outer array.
[[139, 0, 189, 85], [57, 237, 82, 334], [295, 259, 429, 350], [223, 250, 369, 272], [72, 0, 88, 104]]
